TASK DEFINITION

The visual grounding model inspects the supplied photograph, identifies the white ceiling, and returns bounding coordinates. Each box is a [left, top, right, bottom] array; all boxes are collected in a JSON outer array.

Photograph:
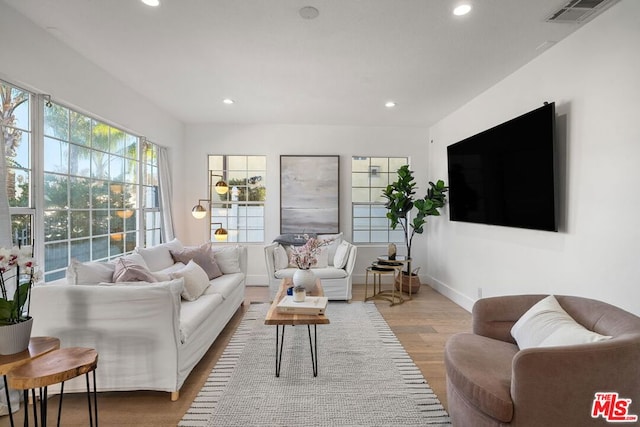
[[2, 0, 606, 127]]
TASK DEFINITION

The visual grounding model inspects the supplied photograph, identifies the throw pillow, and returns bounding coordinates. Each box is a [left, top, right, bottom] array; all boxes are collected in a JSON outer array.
[[333, 241, 350, 269], [169, 260, 211, 301], [273, 245, 289, 270], [511, 295, 612, 349], [212, 246, 242, 274], [273, 234, 317, 246], [311, 247, 329, 269], [318, 232, 343, 265], [285, 245, 297, 268], [66, 259, 116, 285], [113, 257, 158, 283], [135, 238, 184, 271], [171, 244, 223, 280]]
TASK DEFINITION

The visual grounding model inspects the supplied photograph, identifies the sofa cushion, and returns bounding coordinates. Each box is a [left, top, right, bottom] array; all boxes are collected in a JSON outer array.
[[136, 238, 184, 271], [212, 246, 242, 274], [204, 272, 245, 300], [445, 333, 517, 423], [274, 267, 347, 280], [169, 260, 211, 301], [113, 257, 157, 283], [66, 259, 116, 285], [273, 244, 289, 270], [511, 295, 612, 349], [179, 292, 224, 343], [333, 241, 350, 269]]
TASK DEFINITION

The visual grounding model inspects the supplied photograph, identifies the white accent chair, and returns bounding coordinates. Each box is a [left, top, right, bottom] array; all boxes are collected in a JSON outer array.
[[264, 236, 357, 301]]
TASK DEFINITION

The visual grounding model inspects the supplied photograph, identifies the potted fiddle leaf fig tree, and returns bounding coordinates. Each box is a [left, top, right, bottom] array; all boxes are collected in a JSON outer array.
[[382, 165, 448, 293]]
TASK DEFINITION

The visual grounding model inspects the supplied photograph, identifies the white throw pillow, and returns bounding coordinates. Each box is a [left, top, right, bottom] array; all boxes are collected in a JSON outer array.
[[273, 245, 289, 270], [169, 260, 211, 301], [311, 247, 329, 269], [333, 241, 350, 269], [136, 238, 184, 272], [66, 259, 116, 285], [318, 232, 343, 266], [511, 295, 612, 349], [212, 246, 242, 274], [284, 245, 297, 268]]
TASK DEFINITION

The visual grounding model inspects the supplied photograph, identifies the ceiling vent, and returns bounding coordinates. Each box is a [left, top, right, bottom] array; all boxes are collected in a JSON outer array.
[[546, 0, 619, 23]]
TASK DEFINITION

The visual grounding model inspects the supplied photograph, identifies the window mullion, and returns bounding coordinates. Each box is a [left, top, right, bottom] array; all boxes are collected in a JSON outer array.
[[33, 95, 45, 265]]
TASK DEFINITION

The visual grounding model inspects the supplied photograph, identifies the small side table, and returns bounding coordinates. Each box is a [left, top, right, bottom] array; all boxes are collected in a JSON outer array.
[[0, 337, 60, 427], [7, 347, 99, 427], [365, 264, 404, 306], [377, 255, 416, 300]]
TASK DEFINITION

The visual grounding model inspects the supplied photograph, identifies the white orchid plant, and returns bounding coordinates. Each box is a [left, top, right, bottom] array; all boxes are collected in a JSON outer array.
[[0, 245, 40, 325]]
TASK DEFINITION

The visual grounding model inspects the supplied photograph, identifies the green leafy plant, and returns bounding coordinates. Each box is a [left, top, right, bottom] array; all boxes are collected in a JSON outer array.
[[382, 165, 448, 274]]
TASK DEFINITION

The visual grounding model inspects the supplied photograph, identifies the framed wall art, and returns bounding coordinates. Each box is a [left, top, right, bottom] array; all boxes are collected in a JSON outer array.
[[280, 155, 339, 234]]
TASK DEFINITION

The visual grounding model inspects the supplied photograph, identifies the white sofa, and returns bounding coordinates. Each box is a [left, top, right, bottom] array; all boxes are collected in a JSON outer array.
[[264, 233, 357, 301], [30, 239, 246, 400]]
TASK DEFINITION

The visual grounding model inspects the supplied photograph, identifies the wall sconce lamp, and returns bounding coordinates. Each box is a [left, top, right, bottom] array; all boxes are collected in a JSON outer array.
[[211, 174, 229, 195], [212, 222, 228, 241]]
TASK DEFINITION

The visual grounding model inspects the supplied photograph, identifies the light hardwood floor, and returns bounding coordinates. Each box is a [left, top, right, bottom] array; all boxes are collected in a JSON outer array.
[[0, 283, 471, 427]]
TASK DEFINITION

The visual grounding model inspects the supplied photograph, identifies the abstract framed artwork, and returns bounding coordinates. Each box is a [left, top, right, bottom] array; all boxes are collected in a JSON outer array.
[[280, 155, 340, 234]]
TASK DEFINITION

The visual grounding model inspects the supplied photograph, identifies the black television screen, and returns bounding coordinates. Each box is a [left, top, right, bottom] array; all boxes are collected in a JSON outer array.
[[447, 103, 557, 232]]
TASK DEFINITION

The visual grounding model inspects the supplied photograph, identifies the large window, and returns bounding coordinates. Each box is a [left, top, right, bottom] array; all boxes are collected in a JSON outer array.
[[208, 155, 266, 243], [2, 80, 164, 282], [42, 103, 142, 279], [1, 82, 34, 247], [352, 156, 407, 243]]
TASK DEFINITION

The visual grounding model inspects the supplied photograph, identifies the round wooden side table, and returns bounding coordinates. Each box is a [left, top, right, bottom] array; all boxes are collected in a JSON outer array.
[[7, 347, 98, 427], [0, 337, 60, 427]]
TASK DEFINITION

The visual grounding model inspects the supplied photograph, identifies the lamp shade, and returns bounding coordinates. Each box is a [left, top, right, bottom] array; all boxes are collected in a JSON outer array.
[[214, 180, 229, 195], [214, 227, 228, 241], [191, 204, 207, 219]]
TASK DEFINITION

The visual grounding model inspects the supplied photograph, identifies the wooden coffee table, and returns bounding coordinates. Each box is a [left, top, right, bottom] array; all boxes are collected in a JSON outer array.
[[265, 278, 330, 377]]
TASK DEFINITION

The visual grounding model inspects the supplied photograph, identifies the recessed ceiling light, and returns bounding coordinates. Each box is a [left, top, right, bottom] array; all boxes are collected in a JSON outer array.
[[453, 4, 472, 16], [385, 101, 397, 108], [223, 99, 235, 105], [141, 0, 160, 6]]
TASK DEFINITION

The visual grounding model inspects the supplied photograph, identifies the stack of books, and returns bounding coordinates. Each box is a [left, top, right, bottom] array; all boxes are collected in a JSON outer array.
[[276, 296, 328, 315]]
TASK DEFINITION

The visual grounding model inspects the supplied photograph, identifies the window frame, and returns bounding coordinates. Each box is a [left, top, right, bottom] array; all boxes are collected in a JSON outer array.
[[2, 78, 165, 282], [207, 154, 266, 243], [351, 156, 408, 244]]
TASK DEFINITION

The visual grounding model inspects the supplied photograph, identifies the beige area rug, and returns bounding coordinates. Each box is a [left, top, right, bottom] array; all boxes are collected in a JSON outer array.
[[179, 301, 451, 426]]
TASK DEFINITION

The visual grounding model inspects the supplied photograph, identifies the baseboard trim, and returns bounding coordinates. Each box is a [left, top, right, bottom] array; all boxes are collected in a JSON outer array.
[[424, 274, 475, 313]]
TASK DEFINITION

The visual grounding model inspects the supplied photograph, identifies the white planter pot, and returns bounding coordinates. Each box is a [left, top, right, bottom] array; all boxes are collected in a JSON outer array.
[[293, 269, 317, 292], [0, 317, 33, 355]]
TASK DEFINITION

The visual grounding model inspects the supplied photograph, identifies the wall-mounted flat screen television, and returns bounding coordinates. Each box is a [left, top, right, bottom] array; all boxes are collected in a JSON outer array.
[[447, 102, 557, 232]]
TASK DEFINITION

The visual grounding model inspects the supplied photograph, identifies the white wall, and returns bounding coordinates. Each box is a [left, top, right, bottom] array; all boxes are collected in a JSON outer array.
[[427, 1, 640, 314], [182, 124, 432, 285], [0, 1, 185, 195]]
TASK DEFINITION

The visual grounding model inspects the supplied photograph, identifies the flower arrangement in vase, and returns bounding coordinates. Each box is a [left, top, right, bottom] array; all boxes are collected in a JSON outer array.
[[0, 244, 40, 355], [289, 235, 330, 292]]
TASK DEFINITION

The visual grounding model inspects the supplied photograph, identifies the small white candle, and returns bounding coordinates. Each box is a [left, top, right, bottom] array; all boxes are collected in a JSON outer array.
[[293, 286, 306, 302]]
